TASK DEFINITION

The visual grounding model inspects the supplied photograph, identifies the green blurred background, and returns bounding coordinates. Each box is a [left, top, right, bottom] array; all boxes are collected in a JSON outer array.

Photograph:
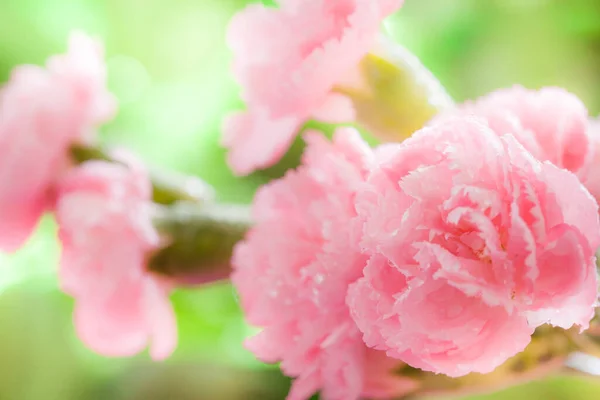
[[1, 0, 600, 399]]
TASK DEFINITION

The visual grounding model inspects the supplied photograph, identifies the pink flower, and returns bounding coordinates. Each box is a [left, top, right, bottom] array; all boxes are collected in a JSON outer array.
[[349, 117, 600, 377], [56, 159, 176, 360], [0, 31, 115, 252], [47, 31, 117, 130], [232, 128, 414, 400], [224, 0, 403, 175], [582, 118, 600, 204], [436, 86, 593, 174], [221, 109, 301, 176]]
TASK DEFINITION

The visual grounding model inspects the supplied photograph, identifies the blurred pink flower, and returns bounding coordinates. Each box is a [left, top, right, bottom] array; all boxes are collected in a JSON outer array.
[[223, 0, 403, 175], [0, 31, 115, 252], [56, 159, 176, 360], [47, 31, 117, 131], [582, 118, 600, 204], [232, 128, 414, 400], [221, 108, 301, 176], [349, 117, 600, 377]]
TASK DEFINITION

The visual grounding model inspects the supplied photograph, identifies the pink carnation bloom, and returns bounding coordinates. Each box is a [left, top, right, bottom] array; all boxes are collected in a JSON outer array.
[[223, 0, 403, 175], [232, 128, 415, 400], [349, 117, 600, 377], [56, 160, 176, 360], [435, 86, 593, 175], [0, 31, 115, 252]]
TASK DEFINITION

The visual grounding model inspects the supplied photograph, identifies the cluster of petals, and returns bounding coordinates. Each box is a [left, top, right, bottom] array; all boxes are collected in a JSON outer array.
[[232, 129, 415, 400], [433, 86, 598, 191], [223, 0, 404, 175], [0, 31, 115, 252], [235, 114, 600, 392], [0, 31, 178, 360], [55, 158, 176, 360], [349, 117, 600, 377]]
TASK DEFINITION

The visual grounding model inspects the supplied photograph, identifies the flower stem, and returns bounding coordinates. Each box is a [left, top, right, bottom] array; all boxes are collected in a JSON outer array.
[[148, 202, 252, 284], [70, 143, 216, 205]]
